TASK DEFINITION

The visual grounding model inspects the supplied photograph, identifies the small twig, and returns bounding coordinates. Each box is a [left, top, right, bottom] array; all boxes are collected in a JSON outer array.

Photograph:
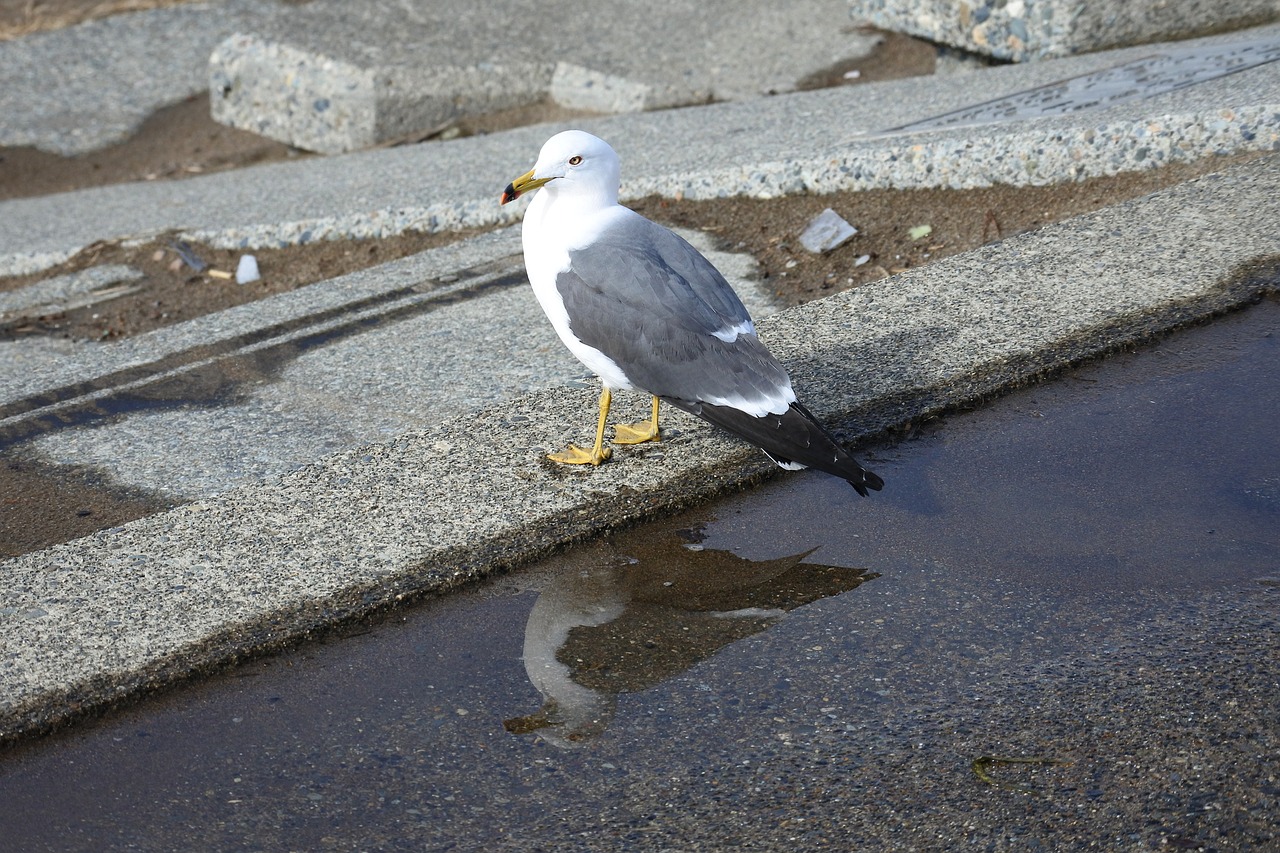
[[971, 755, 1071, 796]]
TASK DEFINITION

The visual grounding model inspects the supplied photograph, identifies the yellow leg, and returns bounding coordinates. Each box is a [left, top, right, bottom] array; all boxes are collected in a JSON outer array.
[[613, 395, 662, 445], [548, 387, 614, 466]]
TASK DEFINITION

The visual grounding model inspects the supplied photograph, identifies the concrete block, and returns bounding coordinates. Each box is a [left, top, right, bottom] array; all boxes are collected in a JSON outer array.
[[210, 33, 552, 155], [208, 0, 878, 153], [550, 62, 705, 114], [850, 0, 1280, 61]]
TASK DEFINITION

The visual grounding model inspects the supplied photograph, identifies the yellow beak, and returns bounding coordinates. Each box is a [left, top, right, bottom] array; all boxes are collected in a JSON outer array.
[[500, 168, 553, 205]]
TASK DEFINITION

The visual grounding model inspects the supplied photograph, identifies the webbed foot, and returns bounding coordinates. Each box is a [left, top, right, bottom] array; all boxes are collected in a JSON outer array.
[[612, 396, 661, 445], [547, 444, 612, 466], [612, 421, 660, 445]]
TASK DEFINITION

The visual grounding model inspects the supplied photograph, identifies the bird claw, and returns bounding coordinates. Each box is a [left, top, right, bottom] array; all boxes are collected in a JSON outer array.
[[612, 421, 661, 445], [547, 444, 612, 466]]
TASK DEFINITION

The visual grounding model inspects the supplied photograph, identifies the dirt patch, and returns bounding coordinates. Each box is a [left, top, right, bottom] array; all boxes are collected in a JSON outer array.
[[0, 226, 491, 341], [2, 153, 1259, 343], [0, 456, 171, 559], [634, 153, 1264, 308], [797, 28, 942, 90]]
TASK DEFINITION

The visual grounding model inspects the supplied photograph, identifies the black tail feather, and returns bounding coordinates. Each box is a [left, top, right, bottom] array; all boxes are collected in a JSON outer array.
[[668, 398, 884, 496]]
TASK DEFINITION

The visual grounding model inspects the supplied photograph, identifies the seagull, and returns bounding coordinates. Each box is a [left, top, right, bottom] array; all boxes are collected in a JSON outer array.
[[501, 130, 883, 496]]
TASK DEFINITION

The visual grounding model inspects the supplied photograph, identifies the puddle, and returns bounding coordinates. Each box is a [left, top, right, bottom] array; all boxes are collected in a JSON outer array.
[[502, 528, 878, 746], [0, 301, 1276, 849]]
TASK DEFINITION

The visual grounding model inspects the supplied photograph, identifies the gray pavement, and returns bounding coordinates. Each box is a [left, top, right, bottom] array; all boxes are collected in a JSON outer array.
[[1, 6, 1279, 754], [0, 0, 297, 155]]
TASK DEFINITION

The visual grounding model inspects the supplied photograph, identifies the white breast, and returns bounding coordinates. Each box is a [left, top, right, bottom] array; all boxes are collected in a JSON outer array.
[[521, 194, 636, 390]]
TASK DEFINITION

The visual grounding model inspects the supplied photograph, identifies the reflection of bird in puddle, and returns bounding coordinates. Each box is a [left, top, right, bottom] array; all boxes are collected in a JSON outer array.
[[504, 527, 877, 746]]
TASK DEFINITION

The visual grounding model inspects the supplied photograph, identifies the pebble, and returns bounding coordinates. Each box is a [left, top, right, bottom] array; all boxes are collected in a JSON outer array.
[[798, 208, 858, 254], [236, 254, 261, 285]]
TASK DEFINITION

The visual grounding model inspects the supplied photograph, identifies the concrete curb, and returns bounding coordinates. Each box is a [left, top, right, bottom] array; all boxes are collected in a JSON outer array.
[[2, 154, 1277, 746]]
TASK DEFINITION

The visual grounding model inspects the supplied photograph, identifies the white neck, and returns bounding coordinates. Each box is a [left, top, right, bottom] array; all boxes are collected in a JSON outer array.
[[525, 184, 623, 250]]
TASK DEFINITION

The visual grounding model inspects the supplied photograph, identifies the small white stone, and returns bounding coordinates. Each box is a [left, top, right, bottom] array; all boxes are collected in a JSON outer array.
[[854, 254, 871, 267], [799, 208, 858, 254], [235, 254, 260, 285]]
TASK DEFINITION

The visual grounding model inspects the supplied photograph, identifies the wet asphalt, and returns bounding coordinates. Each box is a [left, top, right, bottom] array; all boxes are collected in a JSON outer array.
[[0, 297, 1275, 850]]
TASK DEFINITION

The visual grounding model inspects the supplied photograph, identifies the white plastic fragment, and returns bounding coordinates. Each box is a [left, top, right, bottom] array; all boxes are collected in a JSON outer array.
[[235, 254, 260, 284], [799, 208, 858, 254]]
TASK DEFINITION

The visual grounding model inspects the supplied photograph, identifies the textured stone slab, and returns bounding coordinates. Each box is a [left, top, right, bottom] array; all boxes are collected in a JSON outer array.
[[209, 33, 555, 155], [0, 265, 142, 318], [850, 0, 1280, 61], [208, 0, 878, 153], [0, 0, 294, 156], [883, 31, 1280, 133]]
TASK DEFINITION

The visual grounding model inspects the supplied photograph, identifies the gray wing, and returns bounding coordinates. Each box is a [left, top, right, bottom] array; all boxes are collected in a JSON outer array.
[[557, 213, 792, 410]]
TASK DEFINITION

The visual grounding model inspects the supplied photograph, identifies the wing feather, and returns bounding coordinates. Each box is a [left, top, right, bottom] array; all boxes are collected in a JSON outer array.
[[557, 213, 793, 414]]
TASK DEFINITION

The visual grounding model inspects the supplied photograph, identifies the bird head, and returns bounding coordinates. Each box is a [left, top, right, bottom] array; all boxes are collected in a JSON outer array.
[[501, 130, 621, 208]]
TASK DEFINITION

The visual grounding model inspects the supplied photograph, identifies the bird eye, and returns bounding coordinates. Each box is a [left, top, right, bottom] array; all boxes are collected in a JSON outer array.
[[568, 155, 583, 166]]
